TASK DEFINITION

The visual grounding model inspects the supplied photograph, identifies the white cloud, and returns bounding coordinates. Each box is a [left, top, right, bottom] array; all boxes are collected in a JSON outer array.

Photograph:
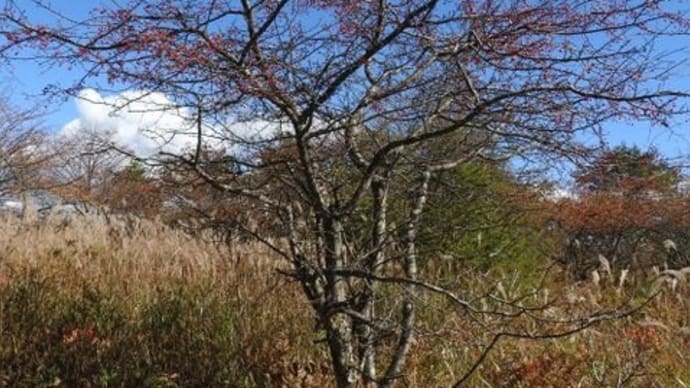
[[61, 89, 199, 157], [60, 89, 329, 160]]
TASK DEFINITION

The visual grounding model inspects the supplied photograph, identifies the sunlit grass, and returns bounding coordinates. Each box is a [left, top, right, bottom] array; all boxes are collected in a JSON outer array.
[[0, 211, 688, 386]]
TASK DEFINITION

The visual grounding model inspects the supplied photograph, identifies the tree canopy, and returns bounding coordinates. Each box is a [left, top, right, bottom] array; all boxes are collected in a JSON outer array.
[[574, 145, 681, 196]]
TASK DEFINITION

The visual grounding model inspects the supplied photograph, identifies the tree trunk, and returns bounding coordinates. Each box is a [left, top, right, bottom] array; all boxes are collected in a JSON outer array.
[[358, 177, 389, 383], [323, 216, 360, 387], [381, 171, 429, 387]]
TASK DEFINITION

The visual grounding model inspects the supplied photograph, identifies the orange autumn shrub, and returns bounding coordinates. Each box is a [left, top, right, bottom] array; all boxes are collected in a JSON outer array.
[[548, 193, 690, 277]]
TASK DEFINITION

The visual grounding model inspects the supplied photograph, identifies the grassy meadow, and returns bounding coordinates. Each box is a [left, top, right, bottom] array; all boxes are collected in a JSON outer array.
[[0, 210, 688, 387]]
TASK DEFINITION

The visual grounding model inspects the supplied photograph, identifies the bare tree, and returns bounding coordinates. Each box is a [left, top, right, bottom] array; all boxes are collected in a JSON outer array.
[[0, 96, 47, 199], [2, 1, 688, 386], [46, 127, 129, 209]]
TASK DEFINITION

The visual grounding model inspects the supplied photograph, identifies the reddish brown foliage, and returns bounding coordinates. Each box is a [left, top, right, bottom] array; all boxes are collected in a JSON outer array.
[[546, 193, 690, 276]]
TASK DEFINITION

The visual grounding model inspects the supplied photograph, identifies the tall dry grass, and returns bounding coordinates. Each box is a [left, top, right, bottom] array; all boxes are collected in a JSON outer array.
[[1, 208, 237, 282], [0, 209, 689, 387], [0, 210, 330, 387]]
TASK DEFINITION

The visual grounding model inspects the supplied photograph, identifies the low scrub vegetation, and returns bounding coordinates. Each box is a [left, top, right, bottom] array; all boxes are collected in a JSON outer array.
[[0, 212, 688, 387], [0, 212, 327, 387]]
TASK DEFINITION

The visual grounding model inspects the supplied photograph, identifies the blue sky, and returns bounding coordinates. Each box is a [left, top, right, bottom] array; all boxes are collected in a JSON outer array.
[[3, 0, 690, 165], [3, 0, 96, 126]]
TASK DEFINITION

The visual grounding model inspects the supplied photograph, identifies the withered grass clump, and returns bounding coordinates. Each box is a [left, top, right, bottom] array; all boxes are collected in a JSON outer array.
[[1, 210, 689, 387], [402, 264, 690, 387], [0, 211, 330, 387]]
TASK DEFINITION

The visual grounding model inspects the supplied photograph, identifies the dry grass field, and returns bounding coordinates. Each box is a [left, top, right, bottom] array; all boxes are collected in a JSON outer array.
[[0, 210, 688, 387]]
